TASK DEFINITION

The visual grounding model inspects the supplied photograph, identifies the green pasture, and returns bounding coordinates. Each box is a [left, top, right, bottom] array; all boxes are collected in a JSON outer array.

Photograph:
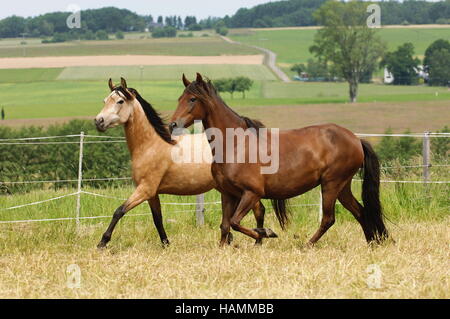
[[1, 77, 449, 119], [56, 65, 277, 81], [230, 28, 450, 66], [0, 68, 63, 83], [0, 37, 260, 58]]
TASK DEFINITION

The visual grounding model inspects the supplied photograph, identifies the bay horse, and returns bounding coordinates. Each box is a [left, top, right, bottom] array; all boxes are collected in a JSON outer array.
[[169, 73, 389, 247], [94, 78, 266, 248]]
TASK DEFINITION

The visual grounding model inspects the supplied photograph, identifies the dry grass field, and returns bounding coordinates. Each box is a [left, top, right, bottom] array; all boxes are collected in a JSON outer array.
[[0, 183, 448, 299], [0, 219, 448, 298]]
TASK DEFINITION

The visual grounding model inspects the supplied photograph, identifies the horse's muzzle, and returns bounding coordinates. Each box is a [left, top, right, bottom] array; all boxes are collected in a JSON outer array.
[[95, 118, 106, 132], [169, 122, 177, 134]]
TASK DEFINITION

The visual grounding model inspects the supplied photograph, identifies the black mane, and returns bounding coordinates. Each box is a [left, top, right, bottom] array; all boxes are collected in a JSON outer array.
[[186, 80, 265, 133], [115, 86, 175, 145]]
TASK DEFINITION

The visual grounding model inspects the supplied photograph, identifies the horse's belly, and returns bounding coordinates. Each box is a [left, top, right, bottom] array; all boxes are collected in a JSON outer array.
[[264, 175, 320, 199], [158, 163, 215, 195]]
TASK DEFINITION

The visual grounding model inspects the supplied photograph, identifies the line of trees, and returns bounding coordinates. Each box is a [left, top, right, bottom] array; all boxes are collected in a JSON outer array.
[[2, 1, 449, 40], [218, 0, 450, 28], [213, 77, 253, 99], [380, 39, 450, 86]]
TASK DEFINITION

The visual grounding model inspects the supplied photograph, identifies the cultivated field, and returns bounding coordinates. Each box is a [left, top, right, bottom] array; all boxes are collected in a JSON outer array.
[[0, 36, 260, 58], [0, 182, 448, 298], [230, 27, 450, 64], [1, 79, 449, 121]]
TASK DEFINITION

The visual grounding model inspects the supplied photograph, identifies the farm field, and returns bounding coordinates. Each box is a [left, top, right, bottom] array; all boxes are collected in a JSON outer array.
[[0, 183, 448, 298], [0, 36, 259, 58], [1, 78, 449, 121], [229, 27, 450, 64]]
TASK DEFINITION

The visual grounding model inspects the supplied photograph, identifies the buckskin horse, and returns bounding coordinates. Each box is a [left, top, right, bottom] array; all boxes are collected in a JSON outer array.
[[170, 73, 389, 247], [94, 78, 266, 248]]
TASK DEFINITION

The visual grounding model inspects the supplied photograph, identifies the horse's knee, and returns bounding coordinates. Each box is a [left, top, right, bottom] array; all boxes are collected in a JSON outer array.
[[230, 220, 240, 231]]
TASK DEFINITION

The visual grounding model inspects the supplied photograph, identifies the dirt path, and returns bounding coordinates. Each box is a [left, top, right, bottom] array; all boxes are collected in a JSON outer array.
[[221, 36, 291, 83], [0, 55, 264, 69]]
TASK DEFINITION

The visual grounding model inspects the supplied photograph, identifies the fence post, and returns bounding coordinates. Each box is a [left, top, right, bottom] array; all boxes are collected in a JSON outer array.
[[196, 193, 205, 226], [75, 131, 85, 227], [422, 131, 430, 185]]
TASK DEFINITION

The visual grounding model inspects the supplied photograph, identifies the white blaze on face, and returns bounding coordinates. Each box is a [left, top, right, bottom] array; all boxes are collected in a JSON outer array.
[[96, 91, 128, 130]]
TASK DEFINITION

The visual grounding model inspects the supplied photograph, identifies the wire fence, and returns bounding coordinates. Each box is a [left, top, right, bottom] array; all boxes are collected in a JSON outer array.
[[0, 131, 448, 225]]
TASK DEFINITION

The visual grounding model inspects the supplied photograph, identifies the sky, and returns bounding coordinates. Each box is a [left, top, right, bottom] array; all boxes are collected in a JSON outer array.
[[0, 0, 274, 20]]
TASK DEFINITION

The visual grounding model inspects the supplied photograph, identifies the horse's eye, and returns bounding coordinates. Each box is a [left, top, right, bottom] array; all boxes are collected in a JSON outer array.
[[118, 100, 124, 104], [190, 97, 197, 103]]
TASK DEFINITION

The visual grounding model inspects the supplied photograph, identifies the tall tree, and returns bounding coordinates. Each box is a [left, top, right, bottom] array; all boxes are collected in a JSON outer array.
[[423, 39, 450, 71], [427, 49, 450, 87], [309, 1, 385, 103]]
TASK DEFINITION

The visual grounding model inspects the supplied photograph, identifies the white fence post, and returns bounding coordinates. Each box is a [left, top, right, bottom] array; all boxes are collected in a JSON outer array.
[[196, 193, 205, 226], [422, 131, 431, 185], [75, 132, 85, 226]]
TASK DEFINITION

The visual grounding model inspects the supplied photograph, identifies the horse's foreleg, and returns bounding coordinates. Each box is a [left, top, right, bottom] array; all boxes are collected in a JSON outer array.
[[252, 201, 266, 245], [220, 192, 238, 247], [97, 187, 149, 249], [148, 196, 170, 247]]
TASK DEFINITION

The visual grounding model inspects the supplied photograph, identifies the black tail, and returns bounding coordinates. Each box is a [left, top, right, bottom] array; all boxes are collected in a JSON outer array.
[[271, 199, 289, 230], [361, 140, 389, 243]]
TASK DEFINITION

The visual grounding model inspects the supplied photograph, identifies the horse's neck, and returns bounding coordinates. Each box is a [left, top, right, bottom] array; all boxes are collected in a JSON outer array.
[[124, 101, 166, 159], [203, 99, 243, 133]]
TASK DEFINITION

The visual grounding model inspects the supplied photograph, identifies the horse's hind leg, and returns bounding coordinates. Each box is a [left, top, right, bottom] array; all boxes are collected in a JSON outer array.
[[97, 186, 148, 249], [148, 196, 170, 247], [338, 181, 371, 242], [252, 200, 265, 245], [308, 182, 342, 245]]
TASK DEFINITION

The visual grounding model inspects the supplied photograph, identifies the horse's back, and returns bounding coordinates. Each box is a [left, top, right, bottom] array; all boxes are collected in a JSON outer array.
[[263, 123, 364, 198]]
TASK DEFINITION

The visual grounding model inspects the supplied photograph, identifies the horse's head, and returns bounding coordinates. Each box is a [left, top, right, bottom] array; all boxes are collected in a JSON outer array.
[[169, 73, 210, 134], [95, 78, 135, 132]]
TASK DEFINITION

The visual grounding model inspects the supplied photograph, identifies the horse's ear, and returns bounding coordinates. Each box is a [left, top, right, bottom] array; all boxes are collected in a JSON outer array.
[[108, 78, 115, 91], [182, 73, 191, 87], [120, 77, 128, 89], [196, 72, 204, 83]]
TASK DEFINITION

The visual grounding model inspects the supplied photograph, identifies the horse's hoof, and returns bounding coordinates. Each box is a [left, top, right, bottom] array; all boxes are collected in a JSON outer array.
[[162, 239, 170, 248], [227, 232, 234, 245], [97, 242, 107, 250], [254, 228, 278, 238], [254, 239, 263, 246]]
